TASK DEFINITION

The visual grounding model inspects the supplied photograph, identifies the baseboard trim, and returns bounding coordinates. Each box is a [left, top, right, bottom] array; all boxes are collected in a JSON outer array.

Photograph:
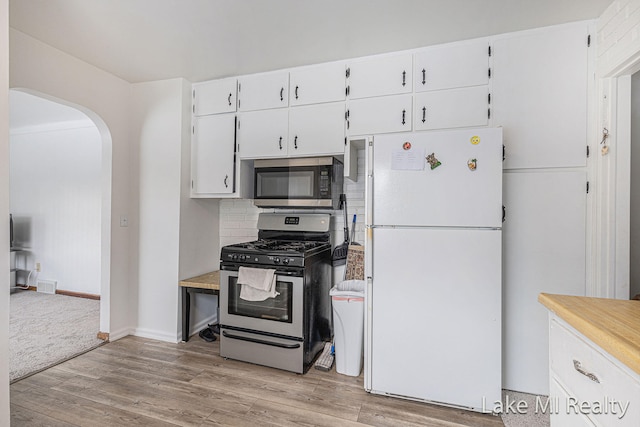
[[134, 327, 180, 343], [56, 290, 100, 300]]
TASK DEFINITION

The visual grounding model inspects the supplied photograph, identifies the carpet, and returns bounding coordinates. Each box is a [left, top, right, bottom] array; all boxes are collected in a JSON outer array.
[[9, 290, 104, 383], [501, 389, 551, 427]]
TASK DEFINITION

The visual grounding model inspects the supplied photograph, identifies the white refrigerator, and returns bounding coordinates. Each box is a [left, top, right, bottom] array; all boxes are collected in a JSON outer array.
[[364, 127, 503, 412]]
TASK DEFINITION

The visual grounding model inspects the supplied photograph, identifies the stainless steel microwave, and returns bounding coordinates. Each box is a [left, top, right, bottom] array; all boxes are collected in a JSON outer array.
[[253, 157, 343, 209]]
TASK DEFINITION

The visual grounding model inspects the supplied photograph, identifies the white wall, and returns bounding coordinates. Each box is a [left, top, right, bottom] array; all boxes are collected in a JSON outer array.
[[10, 29, 131, 337], [630, 72, 640, 298], [1, 0, 10, 422], [10, 124, 101, 294], [130, 79, 182, 341]]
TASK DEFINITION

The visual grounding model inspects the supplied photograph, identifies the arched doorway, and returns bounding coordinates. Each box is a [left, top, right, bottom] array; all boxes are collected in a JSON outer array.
[[8, 89, 112, 378]]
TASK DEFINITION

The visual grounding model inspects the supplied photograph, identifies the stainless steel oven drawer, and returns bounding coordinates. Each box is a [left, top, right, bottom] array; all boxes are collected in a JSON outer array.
[[220, 327, 305, 373]]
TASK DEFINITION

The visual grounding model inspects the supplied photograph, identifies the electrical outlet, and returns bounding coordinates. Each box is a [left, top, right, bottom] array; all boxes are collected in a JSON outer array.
[[36, 262, 41, 272]]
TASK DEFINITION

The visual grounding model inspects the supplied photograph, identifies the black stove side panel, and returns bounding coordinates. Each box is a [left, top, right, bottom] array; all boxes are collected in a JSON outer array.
[[303, 249, 332, 368]]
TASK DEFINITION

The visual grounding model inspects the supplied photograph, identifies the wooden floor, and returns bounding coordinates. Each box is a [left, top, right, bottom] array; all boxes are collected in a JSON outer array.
[[10, 335, 505, 426]]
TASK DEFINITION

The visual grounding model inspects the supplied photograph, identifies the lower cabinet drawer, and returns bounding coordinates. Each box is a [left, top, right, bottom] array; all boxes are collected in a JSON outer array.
[[549, 317, 640, 426]]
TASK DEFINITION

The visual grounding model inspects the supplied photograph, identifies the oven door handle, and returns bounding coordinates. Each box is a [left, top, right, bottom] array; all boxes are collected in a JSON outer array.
[[222, 331, 301, 349]]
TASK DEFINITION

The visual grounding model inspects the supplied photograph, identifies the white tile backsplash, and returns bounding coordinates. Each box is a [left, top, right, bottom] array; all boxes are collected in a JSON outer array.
[[219, 150, 366, 249]]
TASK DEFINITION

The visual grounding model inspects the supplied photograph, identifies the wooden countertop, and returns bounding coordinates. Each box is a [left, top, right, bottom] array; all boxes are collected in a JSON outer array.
[[539, 293, 640, 375], [179, 271, 220, 290]]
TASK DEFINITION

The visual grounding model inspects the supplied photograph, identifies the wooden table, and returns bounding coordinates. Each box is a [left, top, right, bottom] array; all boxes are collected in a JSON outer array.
[[179, 271, 220, 342]]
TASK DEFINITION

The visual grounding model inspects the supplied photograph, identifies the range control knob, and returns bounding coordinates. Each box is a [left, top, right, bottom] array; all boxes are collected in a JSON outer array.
[[231, 254, 238, 260], [274, 257, 281, 264], [282, 258, 290, 265], [239, 254, 246, 261]]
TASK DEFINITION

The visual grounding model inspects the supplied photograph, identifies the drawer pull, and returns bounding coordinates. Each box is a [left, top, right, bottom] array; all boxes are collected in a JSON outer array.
[[573, 359, 600, 383]]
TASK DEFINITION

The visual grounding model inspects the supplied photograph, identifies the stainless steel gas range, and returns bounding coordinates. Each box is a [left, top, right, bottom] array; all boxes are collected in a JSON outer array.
[[219, 213, 333, 374]]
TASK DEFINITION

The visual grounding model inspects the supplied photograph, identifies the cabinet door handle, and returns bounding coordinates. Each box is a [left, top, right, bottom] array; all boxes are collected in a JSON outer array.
[[279, 136, 283, 150], [224, 175, 229, 188], [280, 87, 284, 101], [422, 107, 426, 123], [402, 109, 406, 125], [295, 86, 299, 99], [573, 360, 600, 383], [228, 93, 232, 106], [422, 68, 426, 85], [402, 70, 406, 87], [294, 136, 298, 149]]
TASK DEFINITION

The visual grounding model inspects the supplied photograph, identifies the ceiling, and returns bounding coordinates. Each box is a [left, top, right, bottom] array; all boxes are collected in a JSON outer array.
[[9, 0, 613, 84]]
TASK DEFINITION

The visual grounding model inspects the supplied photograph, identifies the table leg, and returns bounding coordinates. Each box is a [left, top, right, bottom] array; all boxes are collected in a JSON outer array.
[[182, 287, 190, 342]]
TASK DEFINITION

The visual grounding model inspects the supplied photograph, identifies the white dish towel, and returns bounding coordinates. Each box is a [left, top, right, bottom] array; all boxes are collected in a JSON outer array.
[[238, 267, 278, 301]]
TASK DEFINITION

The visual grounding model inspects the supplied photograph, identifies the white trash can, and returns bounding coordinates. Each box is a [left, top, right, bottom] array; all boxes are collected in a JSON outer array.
[[330, 280, 365, 376]]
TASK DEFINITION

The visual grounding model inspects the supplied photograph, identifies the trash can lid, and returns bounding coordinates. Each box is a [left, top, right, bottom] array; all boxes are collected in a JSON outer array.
[[330, 279, 365, 297]]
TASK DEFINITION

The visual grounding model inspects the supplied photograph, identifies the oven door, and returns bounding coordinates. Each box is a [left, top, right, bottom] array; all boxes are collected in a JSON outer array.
[[220, 269, 304, 338]]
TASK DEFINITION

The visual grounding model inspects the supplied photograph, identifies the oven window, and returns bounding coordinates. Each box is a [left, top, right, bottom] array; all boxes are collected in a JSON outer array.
[[256, 169, 315, 198], [228, 276, 293, 323]]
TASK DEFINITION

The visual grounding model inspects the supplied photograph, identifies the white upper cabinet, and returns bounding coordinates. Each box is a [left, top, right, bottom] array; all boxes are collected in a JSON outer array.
[[193, 78, 237, 116], [289, 62, 346, 106], [238, 109, 289, 159], [414, 40, 490, 92], [347, 53, 413, 99], [288, 102, 346, 156], [492, 22, 590, 169], [191, 114, 236, 196], [238, 71, 289, 111], [347, 94, 412, 136], [414, 86, 489, 131]]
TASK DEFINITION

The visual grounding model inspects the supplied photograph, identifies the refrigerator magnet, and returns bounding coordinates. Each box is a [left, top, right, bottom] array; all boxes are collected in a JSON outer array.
[[470, 135, 480, 145], [467, 158, 477, 171], [403, 142, 412, 150], [426, 153, 441, 170]]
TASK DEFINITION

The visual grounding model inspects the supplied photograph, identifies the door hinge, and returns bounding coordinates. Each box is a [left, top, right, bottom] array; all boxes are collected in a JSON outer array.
[[587, 181, 590, 194], [192, 125, 194, 134], [238, 98, 241, 109], [502, 205, 506, 223], [488, 68, 492, 79], [488, 45, 492, 57], [346, 67, 351, 78], [503, 144, 506, 161], [488, 108, 491, 119], [587, 35, 591, 47], [488, 93, 491, 104], [191, 180, 194, 189], [587, 145, 590, 158], [344, 137, 347, 146], [192, 89, 195, 98]]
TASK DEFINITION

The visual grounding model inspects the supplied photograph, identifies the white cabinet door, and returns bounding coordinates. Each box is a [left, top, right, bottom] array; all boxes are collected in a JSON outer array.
[[289, 62, 346, 106], [238, 71, 289, 111], [347, 94, 412, 136], [414, 86, 489, 131], [193, 78, 237, 116], [414, 40, 489, 92], [238, 108, 289, 159], [503, 170, 586, 395], [492, 22, 589, 169], [288, 102, 345, 156], [191, 114, 236, 195], [347, 53, 412, 99]]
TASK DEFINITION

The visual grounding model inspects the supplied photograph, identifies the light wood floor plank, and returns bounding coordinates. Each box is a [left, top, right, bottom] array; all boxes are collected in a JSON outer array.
[[10, 335, 505, 426]]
